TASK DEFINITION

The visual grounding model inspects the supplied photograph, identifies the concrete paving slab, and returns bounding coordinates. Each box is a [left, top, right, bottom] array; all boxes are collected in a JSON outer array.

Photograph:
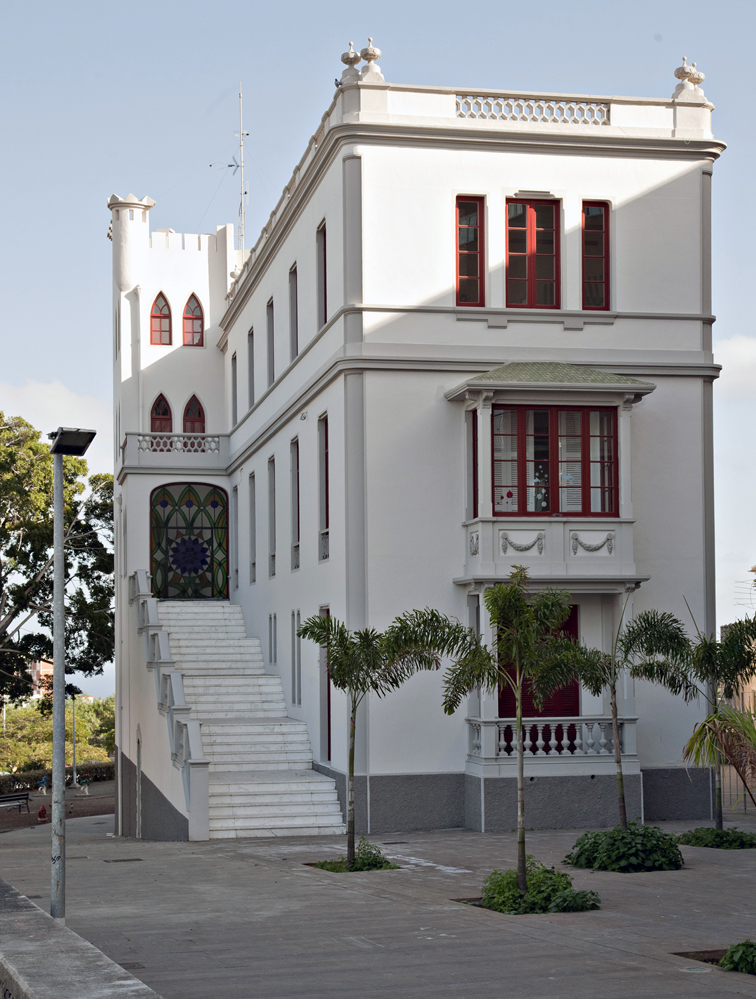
[[1, 815, 756, 997]]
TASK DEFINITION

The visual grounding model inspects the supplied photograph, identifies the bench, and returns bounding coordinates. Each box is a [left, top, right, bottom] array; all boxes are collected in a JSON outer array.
[[0, 792, 30, 813]]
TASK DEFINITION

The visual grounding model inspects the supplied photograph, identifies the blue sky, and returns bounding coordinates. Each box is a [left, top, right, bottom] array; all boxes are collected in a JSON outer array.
[[1, 0, 754, 692]]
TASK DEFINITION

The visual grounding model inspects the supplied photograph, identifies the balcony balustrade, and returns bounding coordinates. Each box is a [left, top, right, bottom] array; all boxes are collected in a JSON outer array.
[[121, 433, 230, 470], [466, 714, 638, 777]]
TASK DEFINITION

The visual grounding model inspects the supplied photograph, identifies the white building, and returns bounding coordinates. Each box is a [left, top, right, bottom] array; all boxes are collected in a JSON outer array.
[[112, 46, 722, 840]]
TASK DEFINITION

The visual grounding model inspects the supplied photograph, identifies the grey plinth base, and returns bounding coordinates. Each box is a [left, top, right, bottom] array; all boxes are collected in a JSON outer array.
[[0, 879, 161, 999], [466, 773, 644, 832]]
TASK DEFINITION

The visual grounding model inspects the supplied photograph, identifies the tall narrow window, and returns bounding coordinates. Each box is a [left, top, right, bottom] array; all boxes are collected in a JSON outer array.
[[456, 197, 485, 306], [316, 222, 327, 328], [492, 406, 617, 517], [247, 329, 255, 409], [268, 456, 276, 576], [319, 606, 331, 760], [318, 414, 329, 561], [249, 473, 256, 584], [582, 202, 609, 310], [290, 438, 300, 571], [268, 613, 277, 664], [150, 395, 172, 433], [150, 294, 172, 345], [183, 295, 204, 345], [231, 485, 239, 590], [291, 610, 301, 706], [231, 352, 238, 426], [289, 265, 299, 361], [183, 396, 205, 434], [506, 200, 560, 308], [466, 410, 479, 519], [266, 299, 275, 387]]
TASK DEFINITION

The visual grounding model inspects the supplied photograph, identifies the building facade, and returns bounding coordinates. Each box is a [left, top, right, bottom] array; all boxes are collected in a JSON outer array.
[[112, 47, 722, 840]]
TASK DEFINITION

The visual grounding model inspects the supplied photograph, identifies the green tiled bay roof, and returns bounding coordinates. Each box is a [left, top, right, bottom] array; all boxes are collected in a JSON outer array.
[[469, 362, 646, 385]]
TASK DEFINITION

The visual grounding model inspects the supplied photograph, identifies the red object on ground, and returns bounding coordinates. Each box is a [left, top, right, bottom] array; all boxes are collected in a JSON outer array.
[[37, 806, 47, 823]]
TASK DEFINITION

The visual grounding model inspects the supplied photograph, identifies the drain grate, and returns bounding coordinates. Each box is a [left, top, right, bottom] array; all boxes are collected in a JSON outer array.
[[119, 962, 145, 970], [103, 858, 144, 863]]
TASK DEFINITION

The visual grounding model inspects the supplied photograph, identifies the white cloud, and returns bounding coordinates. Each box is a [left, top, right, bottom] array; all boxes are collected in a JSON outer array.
[[0, 380, 112, 475]]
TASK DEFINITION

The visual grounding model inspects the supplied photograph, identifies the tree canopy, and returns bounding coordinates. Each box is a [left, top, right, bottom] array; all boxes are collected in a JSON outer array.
[[0, 413, 114, 701]]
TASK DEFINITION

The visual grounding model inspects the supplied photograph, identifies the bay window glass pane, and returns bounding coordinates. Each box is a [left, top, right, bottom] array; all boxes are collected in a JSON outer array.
[[493, 408, 518, 513], [458, 202, 479, 227], [584, 205, 604, 230], [590, 411, 613, 436], [459, 254, 479, 277], [559, 411, 582, 513], [536, 256, 555, 279], [536, 230, 555, 254], [508, 230, 527, 253], [584, 285, 605, 309], [508, 255, 527, 279], [526, 410, 550, 512], [584, 232, 604, 256], [591, 485, 614, 512], [494, 409, 517, 435], [535, 281, 555, 305], [458, 278, 479, 303]]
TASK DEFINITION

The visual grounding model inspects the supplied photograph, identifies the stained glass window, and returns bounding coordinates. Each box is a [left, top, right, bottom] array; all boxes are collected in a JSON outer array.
[[151, 483, 228, 599]]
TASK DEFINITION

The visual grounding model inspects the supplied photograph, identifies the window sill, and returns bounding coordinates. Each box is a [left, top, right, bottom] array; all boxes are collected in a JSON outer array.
[[455, 307, 616, 330]]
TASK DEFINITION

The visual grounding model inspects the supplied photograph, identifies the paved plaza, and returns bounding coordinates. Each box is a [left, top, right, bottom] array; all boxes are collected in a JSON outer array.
[[2, 814, 756, 998]]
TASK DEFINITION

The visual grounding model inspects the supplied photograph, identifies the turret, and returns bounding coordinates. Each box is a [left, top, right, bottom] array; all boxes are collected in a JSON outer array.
[[108, 193, 155, 293]]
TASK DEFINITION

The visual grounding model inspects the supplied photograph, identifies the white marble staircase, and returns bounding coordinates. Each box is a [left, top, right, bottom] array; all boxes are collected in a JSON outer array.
[[158, 601, 345, 838]]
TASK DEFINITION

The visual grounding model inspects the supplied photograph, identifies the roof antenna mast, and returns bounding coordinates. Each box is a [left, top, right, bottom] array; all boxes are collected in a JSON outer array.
[[235, 84, 249, 251]]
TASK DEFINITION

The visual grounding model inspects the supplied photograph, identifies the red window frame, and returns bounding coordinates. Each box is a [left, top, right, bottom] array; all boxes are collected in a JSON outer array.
[[492, 405, 618, 517], [582, 201, 610, 311], [183, 295, 204, 346], [183, 396, 205, 434], [150, 394, 172, 432], [505, 199, 560, 309], [456, 196, 485, 307], [150, 293, 172, 345]]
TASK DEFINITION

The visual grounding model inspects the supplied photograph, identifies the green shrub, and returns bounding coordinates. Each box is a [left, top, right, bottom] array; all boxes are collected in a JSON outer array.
[[565, 823, 683, 872], [720, 940, 756, 975], [480, 856, 600, 914], [676, 827, 756, 849], [315, 836, 399, 872]]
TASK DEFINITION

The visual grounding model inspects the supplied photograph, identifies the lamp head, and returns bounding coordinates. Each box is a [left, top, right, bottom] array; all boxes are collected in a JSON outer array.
[[48, 427, 97, 456]]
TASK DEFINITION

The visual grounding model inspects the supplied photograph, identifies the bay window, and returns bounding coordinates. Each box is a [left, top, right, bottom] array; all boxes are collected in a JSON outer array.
[[506, 200, 559, 308], [492, 405, 617, 517]]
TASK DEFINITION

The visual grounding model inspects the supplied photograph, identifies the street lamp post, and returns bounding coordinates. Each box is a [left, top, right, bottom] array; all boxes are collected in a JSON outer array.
[[47, 427, 96, 923]]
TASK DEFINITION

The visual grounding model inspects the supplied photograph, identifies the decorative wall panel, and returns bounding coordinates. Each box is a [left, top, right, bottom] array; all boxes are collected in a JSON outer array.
[[150, 483, 228, 599]]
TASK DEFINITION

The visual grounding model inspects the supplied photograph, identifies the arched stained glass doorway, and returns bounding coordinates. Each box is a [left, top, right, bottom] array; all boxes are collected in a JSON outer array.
[[150, 483, 228, 599]]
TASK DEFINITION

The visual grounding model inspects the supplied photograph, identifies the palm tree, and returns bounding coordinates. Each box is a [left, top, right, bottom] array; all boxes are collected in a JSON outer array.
[[684, 703, 756, 809], [298, 609, 481, 868], [631, 612, 756, 829], [441, 566, 599, 892], [576, 606, 689, 829]]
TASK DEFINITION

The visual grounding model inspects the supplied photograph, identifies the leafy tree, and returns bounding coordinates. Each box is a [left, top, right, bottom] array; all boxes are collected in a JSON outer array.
[[441, 567, 601, 892], [576, 606, 689, 828], [0, 699, 112, 772], [632, 613, 756, 829], [0, 414, 114, 699], [298, 609, 481, 868]]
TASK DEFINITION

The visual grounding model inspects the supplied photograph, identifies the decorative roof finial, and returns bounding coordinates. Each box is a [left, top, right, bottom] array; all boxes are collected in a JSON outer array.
[[359, 37, 385, 84], [341, 41, 361, 67], [339, 40, 362, 86], [672, 55, 707, 101]]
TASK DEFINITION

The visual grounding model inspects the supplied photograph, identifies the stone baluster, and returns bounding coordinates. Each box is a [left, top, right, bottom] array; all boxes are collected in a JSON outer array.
[[573, 724, 584, 755], [548, 724, 558, 755], [598, 722, 609, 754], [585, 722, 596, 754], [535, 723, 546, 756]]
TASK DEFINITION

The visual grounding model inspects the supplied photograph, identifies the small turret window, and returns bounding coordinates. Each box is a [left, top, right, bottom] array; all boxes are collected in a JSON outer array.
[[151, 395, 172, 433], [150, 294, 172, 345], [183, 396, 205, 434], [183, 295, 204, 346]]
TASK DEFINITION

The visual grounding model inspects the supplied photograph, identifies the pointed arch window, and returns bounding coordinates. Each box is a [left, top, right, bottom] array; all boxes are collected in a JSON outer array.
[[150, 294, 172, 345], [183, 396, 205, 434], [183, 295, 204, 346], [150, 395, 172, 433]]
